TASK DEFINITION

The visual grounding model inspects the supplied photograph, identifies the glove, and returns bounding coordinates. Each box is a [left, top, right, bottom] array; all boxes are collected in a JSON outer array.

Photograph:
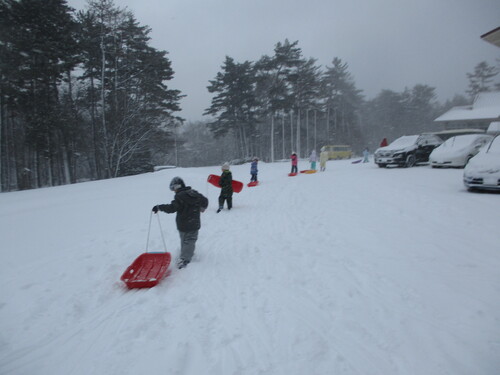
[[152, 205, 159, 214]]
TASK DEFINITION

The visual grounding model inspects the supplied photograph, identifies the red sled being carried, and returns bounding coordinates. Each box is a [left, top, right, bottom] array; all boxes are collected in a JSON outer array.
[[120, 212, 171, 289], [207, 174, 244, 193]]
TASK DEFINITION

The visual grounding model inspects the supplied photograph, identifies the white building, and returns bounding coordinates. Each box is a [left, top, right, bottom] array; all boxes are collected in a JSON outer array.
[[434, 91, 500, 131]]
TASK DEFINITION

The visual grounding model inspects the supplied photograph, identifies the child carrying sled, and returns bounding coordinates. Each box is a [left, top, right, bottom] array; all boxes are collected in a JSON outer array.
[[217, 163, 233, 213]]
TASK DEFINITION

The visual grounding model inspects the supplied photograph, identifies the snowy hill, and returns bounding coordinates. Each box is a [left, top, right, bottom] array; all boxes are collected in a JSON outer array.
[[1, 160, 499, 375]]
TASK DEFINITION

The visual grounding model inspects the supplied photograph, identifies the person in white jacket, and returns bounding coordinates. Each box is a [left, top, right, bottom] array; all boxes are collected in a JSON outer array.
[[309, 150, 317, 170], [320, 147, 328, 171]]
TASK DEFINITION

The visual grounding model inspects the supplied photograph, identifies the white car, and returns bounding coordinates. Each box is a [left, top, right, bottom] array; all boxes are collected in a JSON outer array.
[[463, 135, 500, 191], [429, 134, 493, 168]]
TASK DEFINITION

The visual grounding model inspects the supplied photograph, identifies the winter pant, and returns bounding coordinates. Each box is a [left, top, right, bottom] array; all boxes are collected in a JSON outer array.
[[320, 161, 326, 171], [251, 173, 258, 182], [218, 195, 232, 210], [179, 230, 199, 262], [291, 165, 298, 173], [311, 161, 316, 170]]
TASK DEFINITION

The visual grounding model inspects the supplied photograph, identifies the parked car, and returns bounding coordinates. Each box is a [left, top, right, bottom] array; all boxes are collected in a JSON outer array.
[[463, 135, 500, 191], [429, 134, 493, 168], [374, 134, 442, 168]]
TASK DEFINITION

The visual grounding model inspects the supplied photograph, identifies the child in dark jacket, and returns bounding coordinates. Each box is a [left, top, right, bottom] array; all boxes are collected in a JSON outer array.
[[291, 152, 298, 174], [217, 163, 233, 213], [152, 176, 208, 269], [250, 158, 258, 182]]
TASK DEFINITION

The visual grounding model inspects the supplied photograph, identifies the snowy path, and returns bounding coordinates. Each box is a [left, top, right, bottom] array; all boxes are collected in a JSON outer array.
[[1, 160, 499, 375]]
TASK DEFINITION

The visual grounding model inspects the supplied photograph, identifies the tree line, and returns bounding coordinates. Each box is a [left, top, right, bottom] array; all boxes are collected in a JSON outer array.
[[0, 0, 182, 191], [1, 0, 498, 190]]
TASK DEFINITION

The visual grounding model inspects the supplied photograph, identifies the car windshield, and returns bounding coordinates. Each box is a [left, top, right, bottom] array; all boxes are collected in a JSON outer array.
[[388, 135, 419, 148], [486, 136, 500, 153], [441, 135, 481, 149]]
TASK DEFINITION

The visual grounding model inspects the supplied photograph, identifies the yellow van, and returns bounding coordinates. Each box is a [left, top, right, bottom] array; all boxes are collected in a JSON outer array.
[[322, 145, 353, 160]]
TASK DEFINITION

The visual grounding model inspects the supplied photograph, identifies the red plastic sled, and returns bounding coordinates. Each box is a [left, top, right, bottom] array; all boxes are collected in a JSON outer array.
[[300, 169, 317, 174], [247, 181, 259, 187], [288, 172, 298, 176], [207, 174, 243, 193], [121, 252, 171, 289]]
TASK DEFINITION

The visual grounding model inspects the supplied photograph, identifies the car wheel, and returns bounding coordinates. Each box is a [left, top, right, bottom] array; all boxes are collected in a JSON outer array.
[[377, 163, 386, 168], [405, 154, 416, 167]]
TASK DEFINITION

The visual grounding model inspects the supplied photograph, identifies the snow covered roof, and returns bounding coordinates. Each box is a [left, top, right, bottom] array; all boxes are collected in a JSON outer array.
[[481, 26, 500, 48], [434, 91, 500, 122]]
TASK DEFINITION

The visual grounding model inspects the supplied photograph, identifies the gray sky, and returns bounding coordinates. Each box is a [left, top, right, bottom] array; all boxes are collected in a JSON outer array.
[[67, 0, 500, 122]]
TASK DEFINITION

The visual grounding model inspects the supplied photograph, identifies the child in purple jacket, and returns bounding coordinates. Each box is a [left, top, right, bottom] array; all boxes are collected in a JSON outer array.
[[250, 158, 258, 182]]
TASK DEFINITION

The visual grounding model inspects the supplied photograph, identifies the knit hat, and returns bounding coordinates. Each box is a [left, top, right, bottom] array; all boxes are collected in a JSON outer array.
[[169, 176, 185, 191], [222, 163, 230, 170]]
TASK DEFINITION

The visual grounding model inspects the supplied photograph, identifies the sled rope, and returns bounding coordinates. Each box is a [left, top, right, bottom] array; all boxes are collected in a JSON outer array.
[[156, 211, 168, 253], [145, 210, 168, 253]]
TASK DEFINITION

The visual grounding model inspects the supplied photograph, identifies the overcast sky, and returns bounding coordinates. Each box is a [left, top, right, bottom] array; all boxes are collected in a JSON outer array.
[[66, 0, 500, 122]]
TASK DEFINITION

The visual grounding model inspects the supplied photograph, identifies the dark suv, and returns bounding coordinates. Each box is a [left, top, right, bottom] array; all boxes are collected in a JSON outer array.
[[374, 134, 442, 168]]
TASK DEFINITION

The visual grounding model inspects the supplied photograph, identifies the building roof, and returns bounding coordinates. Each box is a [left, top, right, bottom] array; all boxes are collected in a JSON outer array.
[[434, 91, 500, 122], [481, 26, 500, 48]]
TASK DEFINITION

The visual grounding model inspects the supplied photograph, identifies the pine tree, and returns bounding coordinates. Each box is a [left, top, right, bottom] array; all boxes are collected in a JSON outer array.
[[321, 58, 363, 145], [78, 0, 182, 177], [466, 61, 498, 99], [205, 56, 258, 157], [254, 40, 305, 159], [0, 0, 79, 189]]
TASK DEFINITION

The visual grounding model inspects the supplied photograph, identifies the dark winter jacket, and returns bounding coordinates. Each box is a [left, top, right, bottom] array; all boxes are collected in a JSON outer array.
[[158, 187, 208, 232], [219, 170, 233, 197], [250, 161, 258, 175]]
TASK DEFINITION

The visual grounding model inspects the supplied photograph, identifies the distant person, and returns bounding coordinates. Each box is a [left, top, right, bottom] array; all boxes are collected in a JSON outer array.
[[380, 138, 388, 147], [152, 177, 208, 269], [320, 147, 328, 171], [363, 148, 370, 163], [309, 149, 317, 170], [291, 152, 298, 174], [250, 157, 258, 182], [217, 163, 233, 213]]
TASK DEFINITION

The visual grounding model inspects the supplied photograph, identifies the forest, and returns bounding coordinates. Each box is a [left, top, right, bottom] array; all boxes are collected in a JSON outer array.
[[1, 0, 499, 191]]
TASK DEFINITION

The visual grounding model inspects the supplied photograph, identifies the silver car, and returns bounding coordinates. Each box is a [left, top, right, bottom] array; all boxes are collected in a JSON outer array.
[[429, 134, 492, 168], [463, 135, 500, 191]]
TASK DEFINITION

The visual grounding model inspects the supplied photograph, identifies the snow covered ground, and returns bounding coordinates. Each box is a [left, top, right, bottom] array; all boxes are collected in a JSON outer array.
[[1, 159, 499, 375]]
